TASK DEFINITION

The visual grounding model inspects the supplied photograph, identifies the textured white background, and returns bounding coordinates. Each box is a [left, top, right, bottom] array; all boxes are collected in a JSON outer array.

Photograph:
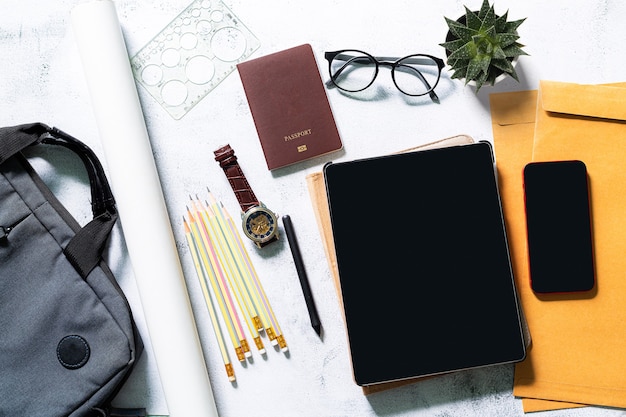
[[2, 0, 626, 416]]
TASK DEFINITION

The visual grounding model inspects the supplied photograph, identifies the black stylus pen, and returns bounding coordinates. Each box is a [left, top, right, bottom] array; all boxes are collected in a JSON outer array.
[[282, 215, 322, 337]]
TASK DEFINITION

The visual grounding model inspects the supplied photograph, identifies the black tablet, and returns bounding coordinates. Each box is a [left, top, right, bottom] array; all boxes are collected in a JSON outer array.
[[324, 141, 526, 386]]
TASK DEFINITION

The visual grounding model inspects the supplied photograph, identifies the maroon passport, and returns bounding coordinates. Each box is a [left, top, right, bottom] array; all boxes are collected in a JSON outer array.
[[237, 44, 343, 170]]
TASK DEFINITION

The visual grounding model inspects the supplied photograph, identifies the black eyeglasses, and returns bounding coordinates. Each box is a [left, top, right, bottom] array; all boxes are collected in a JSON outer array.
[[324, 50, 444, 102]]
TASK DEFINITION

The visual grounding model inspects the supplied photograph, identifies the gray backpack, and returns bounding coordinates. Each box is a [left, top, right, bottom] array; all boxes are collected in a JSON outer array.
[[0, 123, 143, 417]]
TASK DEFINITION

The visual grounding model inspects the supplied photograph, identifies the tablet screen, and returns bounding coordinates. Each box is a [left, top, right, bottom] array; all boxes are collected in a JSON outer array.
[[324, 142, 526, 386]]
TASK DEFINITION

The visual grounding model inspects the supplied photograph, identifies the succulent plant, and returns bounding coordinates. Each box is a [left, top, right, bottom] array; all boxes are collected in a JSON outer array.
[[439, 0, 528, 91]]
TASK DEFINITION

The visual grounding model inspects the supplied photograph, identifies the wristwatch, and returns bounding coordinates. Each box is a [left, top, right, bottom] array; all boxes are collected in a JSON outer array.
[[214, 144, 279, 248]]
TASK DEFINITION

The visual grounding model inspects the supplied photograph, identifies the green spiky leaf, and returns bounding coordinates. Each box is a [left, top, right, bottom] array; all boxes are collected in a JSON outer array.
[[466, 57, 485, 81], [444, 17, 477, 40], [491, 58, 515, 75], [448, 42, 477, 60], [480, 6, 497, 32], [496, 33, 519, 48], [451, 70, 467, 80], [439, 38, 467, 52], [491, 45, 507, 60], [502, 43, 529, 57], [494, 11, 509, 32], [474, 69, 489, 89], [464, 7, 483, 30], [505, 18, 526, 32], [478, 0, 491, 19]]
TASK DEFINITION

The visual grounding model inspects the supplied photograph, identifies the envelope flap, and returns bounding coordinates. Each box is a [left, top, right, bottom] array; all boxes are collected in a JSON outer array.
[[490, 90, 538, 126], [540, 80, 626, 121]]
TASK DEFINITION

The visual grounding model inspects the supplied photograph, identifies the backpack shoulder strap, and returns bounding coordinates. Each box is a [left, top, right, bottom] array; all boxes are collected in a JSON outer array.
[[0, 123, 49, 164]]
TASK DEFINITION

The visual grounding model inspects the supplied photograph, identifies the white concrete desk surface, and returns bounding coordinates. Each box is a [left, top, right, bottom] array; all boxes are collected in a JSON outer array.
[[2, 1, 626, 416]]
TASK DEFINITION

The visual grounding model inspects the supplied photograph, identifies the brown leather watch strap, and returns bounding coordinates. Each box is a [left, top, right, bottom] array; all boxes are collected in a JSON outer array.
[[214, 144, 259, 212]]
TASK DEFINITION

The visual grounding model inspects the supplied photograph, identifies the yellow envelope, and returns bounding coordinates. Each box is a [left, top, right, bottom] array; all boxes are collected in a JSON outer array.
[[492, 81, 626, 411], [490, 89, 585, 412]]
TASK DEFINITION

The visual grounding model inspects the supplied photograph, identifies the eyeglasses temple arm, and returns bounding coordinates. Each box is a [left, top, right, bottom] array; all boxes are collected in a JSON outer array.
[[429, 90, 440, 104]]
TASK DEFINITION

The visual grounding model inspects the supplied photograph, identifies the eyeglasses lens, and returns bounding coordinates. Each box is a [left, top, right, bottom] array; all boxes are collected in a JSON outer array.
[[393, 55, 440, 96], [329, 51, 377, 92]]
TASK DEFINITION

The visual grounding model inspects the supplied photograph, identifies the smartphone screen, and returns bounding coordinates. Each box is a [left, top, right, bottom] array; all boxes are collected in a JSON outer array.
[[523, 160, 595, 293]]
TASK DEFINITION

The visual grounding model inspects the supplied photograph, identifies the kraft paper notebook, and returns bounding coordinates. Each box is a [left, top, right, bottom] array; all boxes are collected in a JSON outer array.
[[307, 135, 473, 394], [319, 141, 527, 388], [237, 43, 343, 170], [491, 82, 626, 413]]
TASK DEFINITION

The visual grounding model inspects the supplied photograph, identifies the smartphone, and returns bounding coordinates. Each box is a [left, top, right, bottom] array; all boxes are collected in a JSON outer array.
[[523, 160, 595, 293]]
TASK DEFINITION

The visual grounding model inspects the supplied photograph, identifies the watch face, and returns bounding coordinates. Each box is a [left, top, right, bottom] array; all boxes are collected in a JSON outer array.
[[242, 206, 278, 244]]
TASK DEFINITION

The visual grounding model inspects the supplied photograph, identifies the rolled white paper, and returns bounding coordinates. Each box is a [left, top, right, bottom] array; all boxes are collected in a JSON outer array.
[[70, 2, 219, 416]]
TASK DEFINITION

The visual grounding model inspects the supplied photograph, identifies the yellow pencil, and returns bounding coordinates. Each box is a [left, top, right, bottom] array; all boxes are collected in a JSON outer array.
[[187, 207, 248, 362], [211, 192, 288, 352], [184, 218, 235, 382]]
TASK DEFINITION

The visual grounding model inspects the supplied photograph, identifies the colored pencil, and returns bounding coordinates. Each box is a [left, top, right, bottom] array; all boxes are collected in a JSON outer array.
[[187, 207, 248, 361], [184, 218, 235, 381]]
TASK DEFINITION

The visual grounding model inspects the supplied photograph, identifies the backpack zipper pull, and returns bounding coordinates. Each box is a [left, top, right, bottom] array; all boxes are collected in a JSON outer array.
[[0, 226, 11, 241]]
